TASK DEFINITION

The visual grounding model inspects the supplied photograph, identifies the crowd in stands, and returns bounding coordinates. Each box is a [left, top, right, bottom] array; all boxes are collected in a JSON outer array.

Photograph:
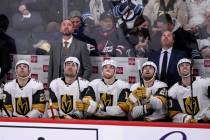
[[0, 0, 210, 123], [0, 0, 209, 58]]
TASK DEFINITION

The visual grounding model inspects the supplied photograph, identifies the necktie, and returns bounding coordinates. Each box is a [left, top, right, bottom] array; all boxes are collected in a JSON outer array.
[[160, 51, 168, 82], [64, 41, 69, 51]]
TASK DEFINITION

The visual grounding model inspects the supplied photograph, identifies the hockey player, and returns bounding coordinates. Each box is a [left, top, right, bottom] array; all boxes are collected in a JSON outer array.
[[47, 57, 91, 119], [168, 58, 210, 123], [2, 60, 45, 117], [128, 61, 168, 121], [77, 59, 130, 120]]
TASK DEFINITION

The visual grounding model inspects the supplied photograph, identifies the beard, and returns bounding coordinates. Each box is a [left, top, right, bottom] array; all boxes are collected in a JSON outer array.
[[64, 72, 77, 78], [142, 75, 153, 81], [62, 32, 72, 36]]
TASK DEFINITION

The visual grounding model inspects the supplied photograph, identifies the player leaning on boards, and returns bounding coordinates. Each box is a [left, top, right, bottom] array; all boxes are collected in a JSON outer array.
[[47, 57, 93, 119], [168, 58, 210, 123], [76, 59, 130, 120], [126, 61, 169, 121], [2, 60, 45, 117]]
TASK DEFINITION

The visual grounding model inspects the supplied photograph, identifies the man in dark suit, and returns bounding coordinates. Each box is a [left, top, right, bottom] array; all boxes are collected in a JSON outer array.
[[150, 13, 201, 59], [0, 14, 16, 54], [148, 30, 187, 88], [0, 46, 11, 85], [0, 14, 14, 84], [48, 19, 92, 84]]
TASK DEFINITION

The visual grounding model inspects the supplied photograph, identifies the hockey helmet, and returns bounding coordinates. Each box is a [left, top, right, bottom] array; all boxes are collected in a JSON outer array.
[[64, 57, 80, 70], [177, 58, 191, 70], [15, 60, 31, 71], [102, 59, 117, 68], [15, 60, 31, 79], [140, 61, 157, 74], [177, 58, 191, 77]]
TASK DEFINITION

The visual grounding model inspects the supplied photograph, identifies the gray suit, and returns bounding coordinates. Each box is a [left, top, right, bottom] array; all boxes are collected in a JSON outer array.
[[48, 36, 92, 84]]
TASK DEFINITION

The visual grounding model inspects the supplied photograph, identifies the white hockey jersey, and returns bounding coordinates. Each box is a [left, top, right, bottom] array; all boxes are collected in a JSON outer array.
[[88, 79, 130, 117], [168, 77, 210, 122], [3, 78, 45, 118], [130, 80, 168, 121], [48, 77, 89, 118]]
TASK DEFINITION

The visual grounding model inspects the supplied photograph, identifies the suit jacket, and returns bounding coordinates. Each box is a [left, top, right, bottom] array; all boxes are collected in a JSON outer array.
[[48, 36, 92, 84], [148, 48, 187, 88]]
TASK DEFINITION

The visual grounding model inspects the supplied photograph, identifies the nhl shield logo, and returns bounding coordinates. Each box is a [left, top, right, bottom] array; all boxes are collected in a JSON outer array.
[[15, 97, 30, 115], [183, 96, 200, 115], [61, 94, 73, 114]]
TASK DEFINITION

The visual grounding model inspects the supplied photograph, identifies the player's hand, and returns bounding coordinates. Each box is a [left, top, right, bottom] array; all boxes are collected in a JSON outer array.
[[76, 100, 84, 111], [118, 101, 134, 113], [132, 87, 146, 100], [82, 96, 93, 112], [184, 115, 197, 123]]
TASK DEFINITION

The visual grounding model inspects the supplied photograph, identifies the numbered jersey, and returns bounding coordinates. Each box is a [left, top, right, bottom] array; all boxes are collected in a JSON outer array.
[[89, 79, 130, 107], [49, 77, 89, 117], [3, 78, 45, 117], [168, 77, 210, 121], [87, 79, 130, 118], [130, 80, 168, 121]]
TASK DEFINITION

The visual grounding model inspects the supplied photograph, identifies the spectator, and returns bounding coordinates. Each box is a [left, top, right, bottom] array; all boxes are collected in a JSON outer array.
[[70, 11, 99, 56], [185, 0, 210, 33], [48, 57, 91, 119], [150, 13, 201, 59], [168, 58, 210, 123], [2, 60, 46, 117], [0, 14, 16, 54], [89, 0, 113, 25], [126, 15, 151, 57], [48, 19, 92, 84], [113, 0, 144, 35], [18, 0, 50, 28], [143, 0, 188, 27], [91, 12, 131, 57], [148, 30, 187, 88], [197, 10, 210, 58]]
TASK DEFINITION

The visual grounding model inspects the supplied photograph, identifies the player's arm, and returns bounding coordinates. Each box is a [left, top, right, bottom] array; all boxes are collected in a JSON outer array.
[[168, 97, 196, 123], [150, 87, 168, 111], [26, 89, 46, 118], [104, 88, 130, 117], [1, 90, 13, 117], [76, 86, 99, 114]]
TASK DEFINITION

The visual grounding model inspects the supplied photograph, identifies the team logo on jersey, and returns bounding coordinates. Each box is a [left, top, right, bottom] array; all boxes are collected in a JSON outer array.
[[183, 96, 200, 115], [15, 97, 30, 115], [61, 94, 73, 114], [100, 93, 113, 110]]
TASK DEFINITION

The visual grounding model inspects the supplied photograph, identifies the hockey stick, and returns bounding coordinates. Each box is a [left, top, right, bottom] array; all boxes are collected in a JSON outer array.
[[77, 76, 85, 119], [138, 69, 146, 120], [0, 85, 10, 117], [48, 98, 55, 119], [190, 59, 195, 119], [0, 99, 10, 117]]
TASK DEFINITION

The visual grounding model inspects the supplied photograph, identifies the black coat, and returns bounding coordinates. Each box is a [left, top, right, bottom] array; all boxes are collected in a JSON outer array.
[[0, 31, 16, 54]]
